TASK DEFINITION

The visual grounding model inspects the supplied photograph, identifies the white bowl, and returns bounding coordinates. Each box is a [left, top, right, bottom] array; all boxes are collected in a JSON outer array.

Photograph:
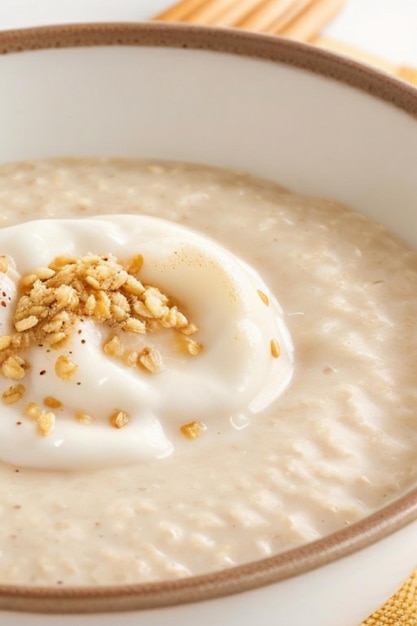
[[0, 23, 416, 626]]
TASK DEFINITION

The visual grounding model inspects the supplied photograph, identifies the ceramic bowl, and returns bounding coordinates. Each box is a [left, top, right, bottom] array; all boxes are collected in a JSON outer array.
[[0, 23, 416, 626]]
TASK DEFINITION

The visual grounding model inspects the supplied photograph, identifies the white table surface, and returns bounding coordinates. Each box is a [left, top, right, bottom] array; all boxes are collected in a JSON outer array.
[[0, 0, 416, 67]]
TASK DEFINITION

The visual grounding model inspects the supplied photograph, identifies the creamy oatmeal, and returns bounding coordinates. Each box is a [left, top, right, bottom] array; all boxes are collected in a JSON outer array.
[[0, 158, 416, 586]]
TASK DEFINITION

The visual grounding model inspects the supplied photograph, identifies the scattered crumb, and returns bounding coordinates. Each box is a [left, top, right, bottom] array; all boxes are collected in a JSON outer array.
[[109, 410, 130, 429], [76, 411, 94, 425], [138, 347, 163, 373], [36, 411, 55, 437], [55, 355, 78, 381], [2, 383, 25, 404], [257, 290, 269, 306], [24, 401, 42, 419], [270, 339, 281, 359], [43, 396, 62, 409], [1, 355, 27, 380], [180, 421, 207, 440]]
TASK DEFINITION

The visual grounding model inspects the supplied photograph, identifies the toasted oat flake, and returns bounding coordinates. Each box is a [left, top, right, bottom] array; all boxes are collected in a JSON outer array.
[[34, 267, 56, 281], [257, 290, 269, 306], [84, 293, 97, 315], [49, 255, 77, 270], [48, 331, 68, 348], [76, 411, 94, 425], [103, 335, 124, 357], [55, 355, 78, 381], [85, 275, 101, 290], [138, 347, 163, 373], [2, 383, 25, 405], [36, 411, 55, 437], [123, 350, 139, 367], [43, 396, 62, 409], [42, 311, 71, 334], [127, 254, 144, 275], [123, 317, 146, 334], [24, 401, 42, 419], [180, 420, 207, 440], [0, 255, 8, 273], [15, 315, 38, 332], [1, 355, 27, 380], [19, 273, 37, 288], [111, 303, 128, 322], [94, 291, 111, 319], [122, 275, 145, 296], [109, 410, 130, 429], [181, 323, 199, 336], [0, 335, 12, 351], [270, 339, 281, 359], [182, 337, 203, 356]]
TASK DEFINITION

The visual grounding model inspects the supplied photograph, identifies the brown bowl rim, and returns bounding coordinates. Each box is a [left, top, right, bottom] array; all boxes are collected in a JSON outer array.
[[0, 21, 416, 614]]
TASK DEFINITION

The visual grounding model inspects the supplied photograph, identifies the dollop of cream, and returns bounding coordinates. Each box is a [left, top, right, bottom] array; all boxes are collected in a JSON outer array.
[[0, 215, 293, 469]]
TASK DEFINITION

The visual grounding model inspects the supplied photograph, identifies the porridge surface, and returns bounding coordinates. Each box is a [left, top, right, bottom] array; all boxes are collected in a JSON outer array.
[[0, 158, 416, 585]]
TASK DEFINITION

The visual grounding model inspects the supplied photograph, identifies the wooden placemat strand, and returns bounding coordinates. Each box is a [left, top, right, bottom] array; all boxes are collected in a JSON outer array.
[[362, 570, 417, 625], [154, 0, 417, 85], [237, 0, 312, 31], [314, 36, 417, 86], [154, 0, 346, 31]]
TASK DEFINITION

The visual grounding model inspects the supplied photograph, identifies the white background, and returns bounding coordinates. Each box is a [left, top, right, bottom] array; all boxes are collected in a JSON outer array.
[[0, 0, 416, 66]]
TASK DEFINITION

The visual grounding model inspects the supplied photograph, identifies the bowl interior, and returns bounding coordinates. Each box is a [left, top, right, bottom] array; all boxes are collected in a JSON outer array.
[[0, 23, 416, 616], [0, 24, 416, 246]]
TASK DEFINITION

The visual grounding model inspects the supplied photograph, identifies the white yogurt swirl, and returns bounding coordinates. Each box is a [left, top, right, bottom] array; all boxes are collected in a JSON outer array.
[[0, 215, 293, 469]]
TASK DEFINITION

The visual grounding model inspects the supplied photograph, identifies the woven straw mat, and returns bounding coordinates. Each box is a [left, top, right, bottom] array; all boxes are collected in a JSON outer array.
[[361, 569, 417, 625]]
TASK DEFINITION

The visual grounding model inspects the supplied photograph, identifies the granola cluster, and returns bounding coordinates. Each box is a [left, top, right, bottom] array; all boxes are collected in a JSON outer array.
[[0, 252, 203, 437], [5, 252, 198, 352]]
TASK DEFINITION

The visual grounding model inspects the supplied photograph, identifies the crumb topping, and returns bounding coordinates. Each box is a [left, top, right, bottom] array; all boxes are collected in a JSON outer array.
[[270, 338, 281, 359], [257, 289, 269, 306], [54, 355, 78, 381], [5, 253, 198, 357], [1, 355, 28, 380], [109, 409, 130, 429], [36, 411, 55, 437], [0, 256, 8, 274], [2, 383, 25, 405], [0, 252, 203, 436], [76, 411, 94, 425], [43, 396, 62, 409], [180, 420, 207, 440], [24, 401, 42, 419]]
